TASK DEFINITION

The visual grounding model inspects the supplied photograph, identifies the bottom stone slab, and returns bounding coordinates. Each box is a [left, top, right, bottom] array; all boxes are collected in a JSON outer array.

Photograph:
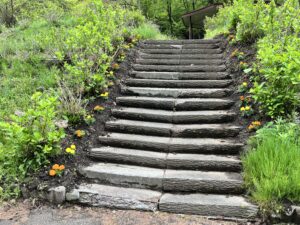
[[75, 184, 162, 212]]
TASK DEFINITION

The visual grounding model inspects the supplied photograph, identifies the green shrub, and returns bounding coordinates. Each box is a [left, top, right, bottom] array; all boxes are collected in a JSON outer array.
[[132, 22, 170, 40], [0, 92, 65, 199], [243, 121, 300, 212]]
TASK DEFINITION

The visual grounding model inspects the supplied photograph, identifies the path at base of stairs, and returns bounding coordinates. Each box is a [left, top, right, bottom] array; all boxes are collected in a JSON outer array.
[[71, 39, 258, 220]]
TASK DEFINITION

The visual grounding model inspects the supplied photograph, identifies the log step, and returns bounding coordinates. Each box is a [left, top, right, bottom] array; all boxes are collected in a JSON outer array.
[[159, 193, 258, 219], [105, 120, 241, 138], [121, 87, 233, 98], [138, 53, 224, 60], [79, 163, 243, 193], [112, 108, 236, 124], [140, 49, 223, 54], [133, 64, 226, 72], [142, 39, 222, 44], [125, 79, 232, 88], [89, 147, 242, 171], [116, 97, 234, 110], [140, 44, 220, 49], [98, 133, 243, 154], [129, 71, 230, 80], [74, 183, 161, 211], [135, 59, 224, 65]]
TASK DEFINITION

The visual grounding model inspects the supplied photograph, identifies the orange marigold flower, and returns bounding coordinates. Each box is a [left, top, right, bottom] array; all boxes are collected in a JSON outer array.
[[52, 164, 60, 170], [59, 165, 65, 171], [240, 96, 245, 101], [248, 125, 255, 130], [49, 170, 56, 176]]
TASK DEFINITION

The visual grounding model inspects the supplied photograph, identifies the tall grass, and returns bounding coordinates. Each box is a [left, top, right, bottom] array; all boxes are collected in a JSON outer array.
[[243, 121, 300, 211], [132, 22, 170, 40]]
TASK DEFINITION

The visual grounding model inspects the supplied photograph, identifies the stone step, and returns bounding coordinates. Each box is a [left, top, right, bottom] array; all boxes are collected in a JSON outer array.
[[89, 147, 242, 171], [136, 59, 224, 65], [132, 64, 226, 72], [125, 79, 232, 88], [140, 44, 220, 49], [116, 97, 234, 110], [129, 71, 230, 80], [159, 193, 258, 219], [98, 133, 243, 154], [121, 87, 233, 98], [73, 183, 161, 211], [112, 108, 236, 124], [80, 163, 243, 193], [140, 49, 223, 54], [105, 120, 241, 138], [139, 53, 224, 60], [142, 39, 222, 45]]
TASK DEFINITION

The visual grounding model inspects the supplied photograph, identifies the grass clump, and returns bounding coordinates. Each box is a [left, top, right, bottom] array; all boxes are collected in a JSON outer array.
[[132, 22, 170, 40], [243, 120, 300, 213]]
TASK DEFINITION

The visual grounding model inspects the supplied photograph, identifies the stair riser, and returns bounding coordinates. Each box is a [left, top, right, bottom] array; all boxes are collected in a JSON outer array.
[[140, 44, 220, 49], [139, 54, 224, 60], [125, 80, 232, 88], [105, 123, 240, 138], [116, 98, 234, 110], [121, 87, 233, 98], [133, 65, 226, 72], [89, 151, 241, 172], [129, 72, 230, 80], [163, 179, 243, 194], [98, 137, 242, 154], [143, 40, 222, 45], [140, 49, 223, 54], [136, 59, 224, 65], [112, 111, 235, 124]]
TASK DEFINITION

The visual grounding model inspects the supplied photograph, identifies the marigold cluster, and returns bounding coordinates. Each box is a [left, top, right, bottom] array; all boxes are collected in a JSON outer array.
[[240, 106, 251, 111], [248, 121, 262, 131], [75, 130, 85, 138], [94, 105, 105, 112], [100, 92, 109, 98], [49, 164, 65, 177], [66, 144, 76, 155]]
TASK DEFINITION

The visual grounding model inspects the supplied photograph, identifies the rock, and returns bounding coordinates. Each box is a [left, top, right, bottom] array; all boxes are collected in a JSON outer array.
[[54, 120, 68, 129], [66, 189, 80, 201], [47, 186, 66, 204]]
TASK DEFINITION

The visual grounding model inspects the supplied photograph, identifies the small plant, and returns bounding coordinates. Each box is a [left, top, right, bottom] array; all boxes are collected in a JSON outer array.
[[240, 105, 254, 117], [112, 63, 120, 70], [75, 130, 86, 138], [100, 92, 109, 99], [94, 105, 105, 112], [84, 114, 95, 125], [49, 164, 65, 177], [65, 144, 76, 155], [248, 121, 262, 131], [239, 82, 249, 92], [239, 61, 248, 70]]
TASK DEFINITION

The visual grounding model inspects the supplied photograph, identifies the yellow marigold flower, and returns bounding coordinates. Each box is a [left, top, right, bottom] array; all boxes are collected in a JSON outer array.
[[52, 164, 60, 170], [108, 81, 114, 87], [240, 107, 245, 111], [59, 165, 65, 171], [242, 82, 248, 87], [94, 105, 105, 111], [70, 149, 75, 155], [245, 106, 251, 111], [248, 125, 255, 130], [49, 170, 56, 176], [100, 92, 109, 97], [75, 130, 85, 138], [66, 147, 72, 153], [71, 144, 76, 150]]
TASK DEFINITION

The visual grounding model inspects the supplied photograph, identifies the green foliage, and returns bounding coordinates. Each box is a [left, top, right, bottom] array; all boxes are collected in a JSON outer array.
[[242, 120, 300, 212], [205, 0, 300, 118], [251, 0, 300, 118], [0, 92, 65, 200], [132, 22, 170, 40]]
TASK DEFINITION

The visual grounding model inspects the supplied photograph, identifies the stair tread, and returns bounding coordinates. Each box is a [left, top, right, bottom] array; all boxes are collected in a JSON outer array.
[[129, 71, 230, 80], [133, 64, 226, 72], [159, 193, 258, 218], [125, 79, 232, 88], [143, 39, 222, 44], [138, 53, 224, 60], [121, 86, 233, 98], [75, 183, 161, 211], [90, 147, 241, 171], [135, 59, 224, 65]]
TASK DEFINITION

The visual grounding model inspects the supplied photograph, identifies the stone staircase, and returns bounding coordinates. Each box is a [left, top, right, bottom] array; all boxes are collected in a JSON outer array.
[[73, 39, 258, 219]]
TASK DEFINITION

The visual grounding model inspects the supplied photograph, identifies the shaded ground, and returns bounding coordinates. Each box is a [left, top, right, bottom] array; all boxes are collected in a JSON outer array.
[[0, 202, 248, 225]]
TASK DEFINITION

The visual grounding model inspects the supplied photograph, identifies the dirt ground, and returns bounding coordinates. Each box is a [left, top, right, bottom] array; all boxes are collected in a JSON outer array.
[[0, 202, 253, 225]]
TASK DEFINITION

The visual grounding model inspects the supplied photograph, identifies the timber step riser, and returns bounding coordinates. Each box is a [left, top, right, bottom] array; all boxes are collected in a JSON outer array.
[[133, 64, 227, 72], [135, 59, 225, 65], [140, 49, 223, 54], [142, 40, 222, 44], [138, 53, 224, 60], [140, 44, 221, 49]]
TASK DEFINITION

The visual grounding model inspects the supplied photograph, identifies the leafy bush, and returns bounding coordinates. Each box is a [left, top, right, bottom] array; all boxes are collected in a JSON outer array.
[[0, 92, 65, 199], [242, 121, 300, 212], [132, 22, 170, 40]]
